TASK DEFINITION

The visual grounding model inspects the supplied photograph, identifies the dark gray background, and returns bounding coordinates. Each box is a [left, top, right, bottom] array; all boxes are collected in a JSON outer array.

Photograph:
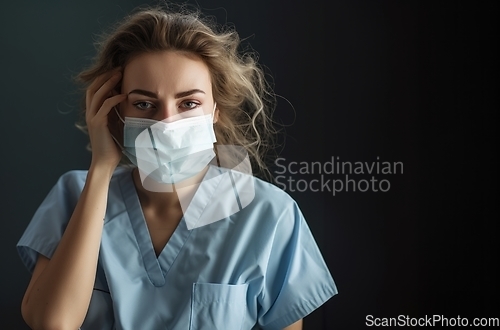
[[1, 0, 498, 329]]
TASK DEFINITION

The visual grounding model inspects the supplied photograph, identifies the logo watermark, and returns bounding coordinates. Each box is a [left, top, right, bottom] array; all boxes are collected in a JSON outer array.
[[273, 156, 403, 195], [365, 314, 499, 327]]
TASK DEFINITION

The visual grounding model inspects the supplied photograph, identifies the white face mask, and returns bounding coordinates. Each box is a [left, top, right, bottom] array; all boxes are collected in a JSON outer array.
[[114, 104, 217, 184]]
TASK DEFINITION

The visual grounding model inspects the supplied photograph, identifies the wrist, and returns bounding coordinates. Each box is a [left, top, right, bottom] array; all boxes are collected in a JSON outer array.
[[88, 162, 117, 182]]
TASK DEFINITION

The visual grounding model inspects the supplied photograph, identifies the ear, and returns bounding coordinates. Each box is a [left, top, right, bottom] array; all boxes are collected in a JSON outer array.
[[213, 107, 220, 123], [108, 105, 124, 147]]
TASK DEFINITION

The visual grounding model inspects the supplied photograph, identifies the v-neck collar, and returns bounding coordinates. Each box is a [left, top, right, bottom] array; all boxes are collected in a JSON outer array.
[[118, 166, 223, 287]]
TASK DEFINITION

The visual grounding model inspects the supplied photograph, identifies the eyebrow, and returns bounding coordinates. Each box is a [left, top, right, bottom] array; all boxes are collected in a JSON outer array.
[[128, 89, 205, 99]]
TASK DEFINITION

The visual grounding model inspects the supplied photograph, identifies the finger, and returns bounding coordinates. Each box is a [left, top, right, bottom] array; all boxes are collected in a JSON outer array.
[[85, 68, 122, 110], [87, 72, 122, 118], [87, 71, 121, 111], [93, 94, 127, 121], [91, 72, 122, 110], [87, 68, 122, 96]]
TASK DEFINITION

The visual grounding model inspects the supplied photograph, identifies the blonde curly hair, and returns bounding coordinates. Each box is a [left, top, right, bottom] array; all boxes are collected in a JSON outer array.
[[75, 3, 277, 180]]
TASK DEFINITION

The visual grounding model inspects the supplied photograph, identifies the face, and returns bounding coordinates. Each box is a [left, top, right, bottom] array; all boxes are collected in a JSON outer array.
[[119, 50, 217, 122]]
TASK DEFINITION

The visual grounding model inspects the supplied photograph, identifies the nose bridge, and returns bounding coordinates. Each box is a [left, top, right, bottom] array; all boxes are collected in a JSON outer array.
[[155, 101, 178, 121]]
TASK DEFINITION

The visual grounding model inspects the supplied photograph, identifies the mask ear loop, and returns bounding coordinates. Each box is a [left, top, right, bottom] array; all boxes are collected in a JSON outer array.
[[115, 106, 126, 123], [211, 101, 221, 168], [110, 106, 125, 150]]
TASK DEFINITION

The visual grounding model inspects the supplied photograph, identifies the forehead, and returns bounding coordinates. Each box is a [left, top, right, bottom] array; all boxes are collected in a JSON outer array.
[[122, 51, 212, 94]]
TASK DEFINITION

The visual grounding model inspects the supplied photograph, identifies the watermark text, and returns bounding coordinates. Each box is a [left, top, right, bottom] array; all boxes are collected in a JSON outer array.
[[274, 156, 403, 195], [365, 314, 499, 327]]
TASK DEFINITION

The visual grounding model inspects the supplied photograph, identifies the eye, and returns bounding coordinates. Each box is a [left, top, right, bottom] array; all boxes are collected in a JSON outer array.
[[133, 101, 156, 110], [179, 100, 201, 110]]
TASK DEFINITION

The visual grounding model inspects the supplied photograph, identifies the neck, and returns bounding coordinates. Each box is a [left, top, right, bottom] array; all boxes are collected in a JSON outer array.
[[131, 166, 209, 211]]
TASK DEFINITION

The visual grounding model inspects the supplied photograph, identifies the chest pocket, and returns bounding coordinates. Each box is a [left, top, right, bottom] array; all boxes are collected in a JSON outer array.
[[190, 282, 248, 330]]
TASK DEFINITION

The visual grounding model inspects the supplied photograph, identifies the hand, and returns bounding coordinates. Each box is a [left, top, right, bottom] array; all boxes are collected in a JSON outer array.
[[85, 70, 127, 172]]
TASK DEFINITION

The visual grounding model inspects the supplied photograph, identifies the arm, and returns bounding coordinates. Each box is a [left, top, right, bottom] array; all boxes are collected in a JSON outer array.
[[21, 168, 113, 329], [21, 71, 126, 330], [283, 319, 303, 330]]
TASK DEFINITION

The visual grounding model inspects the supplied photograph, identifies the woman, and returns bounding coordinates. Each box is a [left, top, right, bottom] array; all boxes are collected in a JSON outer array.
[[17, 4, 337, 330]]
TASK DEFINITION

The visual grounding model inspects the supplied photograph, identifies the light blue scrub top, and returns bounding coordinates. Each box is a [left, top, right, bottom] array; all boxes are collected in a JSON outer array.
[[17, 165, 337, 330]]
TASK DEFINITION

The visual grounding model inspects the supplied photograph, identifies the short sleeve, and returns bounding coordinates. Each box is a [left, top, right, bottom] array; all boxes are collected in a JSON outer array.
[[17, 170, 87, 273], [257, 201, 338, 330]]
